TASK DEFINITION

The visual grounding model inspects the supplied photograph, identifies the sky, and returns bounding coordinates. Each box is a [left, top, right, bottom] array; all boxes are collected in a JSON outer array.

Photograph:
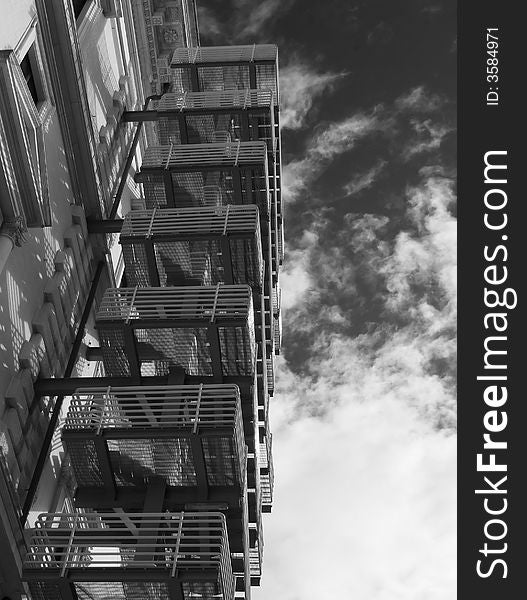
[[197, 1, 457, 598]]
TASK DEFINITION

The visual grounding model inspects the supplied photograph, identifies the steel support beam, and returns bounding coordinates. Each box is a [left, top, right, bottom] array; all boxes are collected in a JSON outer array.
[[34, 375, 254, 397], [21, 260, 106, 525], [190, 436, 209, 502]]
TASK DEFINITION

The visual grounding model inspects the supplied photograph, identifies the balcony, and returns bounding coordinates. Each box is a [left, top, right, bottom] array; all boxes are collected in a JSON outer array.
[[62, 384, 246, 504], [132, 91, 282, 264], [24, 511, 235, 600], [259, 430, 274, 512], [126, 90, 278, 150], [119, 206, 272, 388], [246, 484, 263, 584], [273, 312, 282, 355], [170, 46, 279, 104], [120, 205, 264, 289], [95, 285, 256, 380], [135, 141, 271, 218], [249, 523, 264, 586]]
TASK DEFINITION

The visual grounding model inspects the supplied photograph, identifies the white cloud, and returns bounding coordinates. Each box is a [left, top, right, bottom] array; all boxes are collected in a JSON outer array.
[[254, 339, 456, 600], [281, 84, 451, 207], [195, 6, 222, 40], [283, 110, 387, 203], [382, 173, 456, 320], [233, 0, 294, 38], [197, 0, 296, 42], [256, 169, 457, 599], [280, 242, 316, 311], [395, 86, 444, 113], [343, 160, 387, 196], [314, 111, 386, 158], [279, 63, 348, 130], [402, 119, 453, 161]]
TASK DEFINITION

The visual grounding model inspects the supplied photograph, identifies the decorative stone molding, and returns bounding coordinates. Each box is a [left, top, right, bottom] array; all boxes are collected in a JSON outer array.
[[96, 74, 134, 194], [131, 0, 196, 95], [0, 216, 28, 247]]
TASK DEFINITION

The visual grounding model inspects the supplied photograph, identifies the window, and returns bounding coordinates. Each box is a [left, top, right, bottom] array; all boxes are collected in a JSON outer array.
[[73, 0, 91, 20], [15, 19, 53, 121], [0, 20, 53, 229], [20, 46, 43, 107]]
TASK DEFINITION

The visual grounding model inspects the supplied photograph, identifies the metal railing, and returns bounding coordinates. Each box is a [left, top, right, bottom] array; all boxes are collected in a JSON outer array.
[[121, 205, 260, 238], [64, 384, 243, 431], [170, 46, 279, 103], [157, 89, 274, 111], [96, 285, 257, 379], [63, 385, 247, 490], [172, 45, 278, 65], [120, 206, 264, 290], [274, 313, 282, 354], [141, 141, 267, 169], [97, 285, 253, 322], [24, 512, 234, 599], [265, 351, 274, 396], [259, 432, 274, 509], [136, 142, 271, 214], [271, 283, 280, 316]]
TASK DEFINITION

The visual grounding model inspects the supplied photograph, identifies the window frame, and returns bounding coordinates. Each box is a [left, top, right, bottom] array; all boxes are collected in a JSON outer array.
[[0, 17, 54, 229]]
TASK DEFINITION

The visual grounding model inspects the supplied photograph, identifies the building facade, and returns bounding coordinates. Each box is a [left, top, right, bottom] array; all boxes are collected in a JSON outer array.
[[0, 2, 282, 599]]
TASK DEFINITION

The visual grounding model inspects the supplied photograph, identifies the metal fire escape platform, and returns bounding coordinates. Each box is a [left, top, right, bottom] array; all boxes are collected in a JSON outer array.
[[122, 89, 282, 231], [119, 205, 279, 359], [95, 284, 257, 379], [23, 512, 235, 600], [134, 142, 271, 217], [63, 385, 246, 504], [120, 205, 264, 290], [170, 45, 279, 104]]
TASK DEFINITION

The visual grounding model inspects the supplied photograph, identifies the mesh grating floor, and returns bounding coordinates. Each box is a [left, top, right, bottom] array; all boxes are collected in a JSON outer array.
[[67, 438, 104, 486], [152, 112, 274, 149], [182, 581, 221, 600], [198, 65, 250, 92], [76, 582, 171, 600], [100, 328, 254, 378], [28, 580, 224, 600], [141, 169, 269, 214], [203, 436, 239, 487], [108, 438, 197, 487]]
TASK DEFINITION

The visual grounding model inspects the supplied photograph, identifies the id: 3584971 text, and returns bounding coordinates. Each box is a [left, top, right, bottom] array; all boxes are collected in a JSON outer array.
[[486, 28, 500, 107]]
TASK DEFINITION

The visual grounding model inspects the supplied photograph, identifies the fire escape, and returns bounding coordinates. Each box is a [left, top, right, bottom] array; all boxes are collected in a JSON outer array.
[[22, 44, 281, 600]]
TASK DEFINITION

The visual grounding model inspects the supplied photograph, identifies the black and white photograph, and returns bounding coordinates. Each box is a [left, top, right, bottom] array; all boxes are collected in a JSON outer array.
[[0, 1, 522, 599]]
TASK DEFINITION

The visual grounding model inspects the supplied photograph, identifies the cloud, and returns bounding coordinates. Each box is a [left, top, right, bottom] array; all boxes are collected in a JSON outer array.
[[315, 111, 388, 157], [343, 160, 387, 196], [401, 118, 453, 161], [255, 166, 457, 599], [392, 89, 453, 160], [389, 172, 456, 301], [282, 168, 457, 401], [195, 6, 222, 40], [280, 229, 319, 311], [395, 86, 444, 113], [233, 0, 296, 38], [255, 330, 456, 600], [197, 0, 296, 42], [280, 62, 348, 130], [262, 396, 456, 600], [283, 109, 387, 202], [281, 84, 453, 206]]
